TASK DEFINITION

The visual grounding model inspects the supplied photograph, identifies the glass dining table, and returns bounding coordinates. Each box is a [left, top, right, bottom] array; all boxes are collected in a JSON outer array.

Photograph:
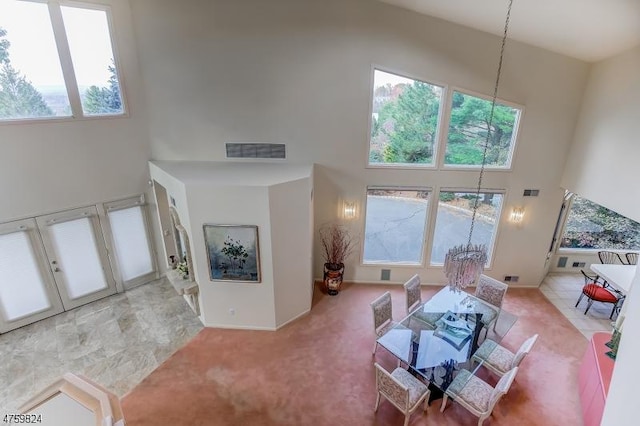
[[376, 286, 518, 403]]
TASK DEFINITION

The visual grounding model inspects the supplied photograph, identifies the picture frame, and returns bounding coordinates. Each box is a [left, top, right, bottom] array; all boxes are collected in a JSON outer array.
[[203, 224, 260, 283]]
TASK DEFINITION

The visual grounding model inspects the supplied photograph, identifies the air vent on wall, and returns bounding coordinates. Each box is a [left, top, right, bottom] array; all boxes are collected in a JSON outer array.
[[504, 275, 519, 282], [523, 189, 540, 197], [225, 143, 286, 159], [572, 262, 586, 268]]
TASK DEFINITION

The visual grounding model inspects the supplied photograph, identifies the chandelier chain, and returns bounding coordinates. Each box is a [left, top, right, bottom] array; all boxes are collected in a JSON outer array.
[[467, 0, 514, 247]]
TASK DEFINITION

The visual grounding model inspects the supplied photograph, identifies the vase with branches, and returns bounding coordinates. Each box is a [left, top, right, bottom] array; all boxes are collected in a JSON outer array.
[[319, 223, 356, 295]]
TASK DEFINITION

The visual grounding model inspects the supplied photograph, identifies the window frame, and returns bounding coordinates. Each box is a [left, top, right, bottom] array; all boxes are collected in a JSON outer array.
[[0, 0, 127, 124], [428, 187, 505, 268], [366, 65, 447, 170], [556, 194, 640, 253], [361, 185, 432, 267], [439, 86, 524, 171]]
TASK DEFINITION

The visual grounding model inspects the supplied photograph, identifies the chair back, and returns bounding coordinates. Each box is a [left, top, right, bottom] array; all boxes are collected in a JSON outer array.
[[488, 366, 518, 412], [404, 274, 421, 314], [626, 252, 639, 265], [374, 363, 409, 409], [598, 251, 623, 264], [371, 291, 393, 331], [580, 269, 600, 285], [475, 274, 508, 309], [512, 334, 539, 368]]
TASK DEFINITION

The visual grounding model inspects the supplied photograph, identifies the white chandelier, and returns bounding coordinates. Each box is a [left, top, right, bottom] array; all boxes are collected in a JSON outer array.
[[444, 0, 514, 292]]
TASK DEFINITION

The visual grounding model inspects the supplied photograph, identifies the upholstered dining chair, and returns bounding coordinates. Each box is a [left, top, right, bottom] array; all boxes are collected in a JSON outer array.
[[472, 334, 539, 378], [598, 250, 624, 264], [404, 274, 422, 314], [625, 252, 638, 265], [374, 363, 430, 426], [371, 291, 398, 354], [474, 275, 508, 335], [577, 270, 622, 319], [440, 366, 518, 426]]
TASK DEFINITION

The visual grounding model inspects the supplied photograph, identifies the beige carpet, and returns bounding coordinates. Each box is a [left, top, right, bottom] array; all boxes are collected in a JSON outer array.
[[122, 282, 587, 425]]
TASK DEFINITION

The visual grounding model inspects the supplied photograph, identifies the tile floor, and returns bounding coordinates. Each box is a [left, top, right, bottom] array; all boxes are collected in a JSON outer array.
[[540, 272, 616, 339], [0, 278, 203, 412]]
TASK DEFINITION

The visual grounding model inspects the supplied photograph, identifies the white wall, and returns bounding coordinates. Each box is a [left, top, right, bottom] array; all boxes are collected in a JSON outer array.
[[187, 184, 277, 330], [149, 161, 314, 330], [561, 46, 640, 222], [130, 0, 589, 286], [0, 0, 150, 222], [270, 178, 314, 327]]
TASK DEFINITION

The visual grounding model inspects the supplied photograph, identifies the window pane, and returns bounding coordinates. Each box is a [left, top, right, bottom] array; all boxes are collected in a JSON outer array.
[[0, 231, 51, 321], [61, 6, 123, 116], [445, 91, 520, 168], [50, 218, 108, 299], [363, 189, 429, 264], [0, 0, 70, 120], [108, 206, 154, 281], [369, 70, 442, 166], [561, 196, 640, 250], [431, 191, 503, 265]]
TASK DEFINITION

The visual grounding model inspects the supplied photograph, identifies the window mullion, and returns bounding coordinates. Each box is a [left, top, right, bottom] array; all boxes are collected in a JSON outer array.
[[48, 1, 83, 118]]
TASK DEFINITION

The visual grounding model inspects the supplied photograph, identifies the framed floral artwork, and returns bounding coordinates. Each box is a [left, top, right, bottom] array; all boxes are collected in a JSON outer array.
[[203, 224, 260, 282]]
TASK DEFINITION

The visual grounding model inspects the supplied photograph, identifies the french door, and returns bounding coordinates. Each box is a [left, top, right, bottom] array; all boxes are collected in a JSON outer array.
[[36, 206, 117, 311], [0, 219, 64, 333], [0, 198, 156, 333]]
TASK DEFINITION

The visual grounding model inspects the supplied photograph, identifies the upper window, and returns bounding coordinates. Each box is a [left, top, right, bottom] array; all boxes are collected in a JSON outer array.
[[363, 188, 430, 264], [561, 196, 640, 250], [430, 190, 503, 266], [369, 69, 443, 167], [444, 90, 521, 168], [0, 1, 123, 122]]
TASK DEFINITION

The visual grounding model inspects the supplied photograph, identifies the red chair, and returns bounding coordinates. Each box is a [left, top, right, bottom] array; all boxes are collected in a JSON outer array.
[[576, 270, 622, 319]]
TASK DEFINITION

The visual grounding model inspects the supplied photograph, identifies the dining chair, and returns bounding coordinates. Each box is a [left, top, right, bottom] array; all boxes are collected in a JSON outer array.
[[472, 334, 539, 378], [440, 366, 518, 426], [474, 275, 508, 335], [625, 252, 638, 265], [371, 291, 398, 354], [576, 270, 622, 319], [404, 274, 422, 314], [598, 251, 624, 264], [374, 363, 430, 426]]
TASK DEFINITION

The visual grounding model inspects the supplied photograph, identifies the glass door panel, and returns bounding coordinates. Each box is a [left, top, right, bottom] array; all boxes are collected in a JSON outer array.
[[49, 217, 108, 298], [101, 196, 157, 290], [0, 232, 50, 319], [0, 219, 64, 333], [108, 206, 154, 281], [36, 206, 116, 310]]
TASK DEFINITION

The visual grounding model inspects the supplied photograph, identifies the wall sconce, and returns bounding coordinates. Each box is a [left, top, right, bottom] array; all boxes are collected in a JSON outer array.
[[509, 207, 525, 224], [343, 201, 357, 220]]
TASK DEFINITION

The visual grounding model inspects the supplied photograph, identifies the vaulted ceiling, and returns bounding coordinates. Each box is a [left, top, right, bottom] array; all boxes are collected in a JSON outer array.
[[379, 0, 640, 62]]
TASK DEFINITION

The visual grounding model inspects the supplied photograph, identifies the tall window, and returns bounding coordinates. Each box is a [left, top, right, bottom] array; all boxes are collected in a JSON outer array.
[[363, 188, 430, 264], [369, 69, 443, 167], [561, 196, 640, 250], [431, 191, 503, 265], [0, 0, 123, 121], [444, 90, 521, 168]]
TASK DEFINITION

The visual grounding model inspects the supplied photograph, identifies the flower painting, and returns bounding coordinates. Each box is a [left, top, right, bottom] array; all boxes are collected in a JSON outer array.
[[203, 225, 260, 282]]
